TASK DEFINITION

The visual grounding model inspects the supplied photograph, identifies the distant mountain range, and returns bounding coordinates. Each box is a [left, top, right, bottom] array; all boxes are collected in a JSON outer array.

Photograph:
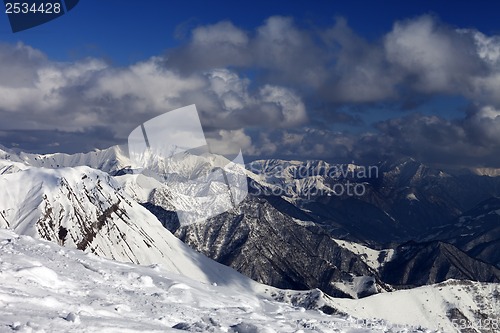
[[0, 144, 499, 331], [155, 156, 500, 298]]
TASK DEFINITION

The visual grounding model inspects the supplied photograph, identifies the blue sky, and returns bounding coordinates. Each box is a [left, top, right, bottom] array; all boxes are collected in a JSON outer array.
[[2, 1, 500, 64], [1, 0, 500, 168]]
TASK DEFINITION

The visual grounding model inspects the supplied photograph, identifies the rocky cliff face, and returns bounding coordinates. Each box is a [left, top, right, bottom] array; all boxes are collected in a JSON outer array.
[[165, 195, 391, 298]]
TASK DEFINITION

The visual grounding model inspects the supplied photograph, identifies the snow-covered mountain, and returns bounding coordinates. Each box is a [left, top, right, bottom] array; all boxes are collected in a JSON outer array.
[[1, 145, 500, 332], [157, 193, 500, 298], [0, 145, 131, 173], [0, 159, 29, 175], [3, 147, 500, 291], [5, 145, 498, 241], [165, 195, 393, 299], [142, 156, 500, 299], [0, 164, 256, 289], [251, 158, 500, 242], [381, 241, 500, 286], [471, 167, 500, 177]]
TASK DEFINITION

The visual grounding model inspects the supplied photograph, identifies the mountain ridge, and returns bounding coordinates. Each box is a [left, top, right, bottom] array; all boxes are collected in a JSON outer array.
[[1, 145, 499, 301]]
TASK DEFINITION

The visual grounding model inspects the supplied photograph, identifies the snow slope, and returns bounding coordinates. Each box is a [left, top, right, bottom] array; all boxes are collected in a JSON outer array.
[[0, 166, 256, 289], [330, 279, 499, 332], [332, 239, 394, 272], [0, 228, 436, 333], [114, 173, 162, 203]]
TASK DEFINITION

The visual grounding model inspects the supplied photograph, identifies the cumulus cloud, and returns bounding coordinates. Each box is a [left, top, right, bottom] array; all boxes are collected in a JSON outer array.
[[199, 69, 307, 130], [466, 106, 500, 146], [205, 129, 253, 158], [384, 16, 484, 93], [319, 17, 399, 103], [471, 31, 500, 66], [0, 43, 308, 154], [0, 42, 46, 88], [3, 15, 500, 168], [165, 14, 500, 110], [167, 21, 251, 72]]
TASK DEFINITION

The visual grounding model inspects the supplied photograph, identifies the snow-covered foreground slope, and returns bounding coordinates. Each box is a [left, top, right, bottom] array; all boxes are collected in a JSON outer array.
[[0, 228, 436, 333]]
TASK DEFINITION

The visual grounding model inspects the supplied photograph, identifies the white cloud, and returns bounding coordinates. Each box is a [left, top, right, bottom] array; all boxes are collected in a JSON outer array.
[[206, 69, 250, 111], [471, 31, 500, 66], [468, 105, 500, 144], [0, 43, 308, 150], [259, 85, 307, 126], [192, 21, 249, 46], [384, 16, 480, 93], [206, 129, 253, 156], [3, 15, 500, 167], [476, 105, 500, 120], [167, 21, 251, 71], [0, 42, 46, 88]]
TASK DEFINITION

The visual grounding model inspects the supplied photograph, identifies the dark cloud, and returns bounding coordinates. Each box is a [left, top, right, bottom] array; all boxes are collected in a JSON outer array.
[[166, 15, 500, 108], [242, 110, 500, 169], [370, 111, 500, 168]]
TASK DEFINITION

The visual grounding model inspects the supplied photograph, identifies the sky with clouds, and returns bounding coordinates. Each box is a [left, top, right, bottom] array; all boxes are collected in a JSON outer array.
[[1, 1, 500, 168]]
